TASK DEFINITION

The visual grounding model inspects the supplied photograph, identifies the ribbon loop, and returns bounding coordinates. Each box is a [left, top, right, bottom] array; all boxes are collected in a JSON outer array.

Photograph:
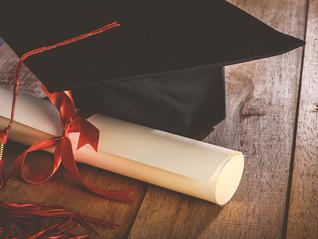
[[16, 87, 132, 203], [0, 21, 132, 238], [7, 21, 132, 203], [15, 137, 62, 184]]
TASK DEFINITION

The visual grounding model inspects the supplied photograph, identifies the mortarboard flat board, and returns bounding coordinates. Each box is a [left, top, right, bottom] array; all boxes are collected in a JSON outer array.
[[0, 0, 304, 138]]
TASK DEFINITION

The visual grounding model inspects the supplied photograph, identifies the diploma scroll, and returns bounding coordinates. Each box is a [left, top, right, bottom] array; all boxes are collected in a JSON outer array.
[[0, 87, 244, 205]]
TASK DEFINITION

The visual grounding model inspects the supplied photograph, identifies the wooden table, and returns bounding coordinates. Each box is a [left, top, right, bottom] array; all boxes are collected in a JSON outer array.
[[0, 0, 317, 238]]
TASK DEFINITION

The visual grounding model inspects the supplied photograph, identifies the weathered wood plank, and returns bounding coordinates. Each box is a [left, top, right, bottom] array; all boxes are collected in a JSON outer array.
[[0, 142, 146, 239], [129, 1, 307, 238], [286, 0, 318, 238], [0, 42, 147, 239]]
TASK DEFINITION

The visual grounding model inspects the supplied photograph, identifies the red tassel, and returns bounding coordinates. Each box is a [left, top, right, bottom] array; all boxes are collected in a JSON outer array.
[[0, 159, 4, 190], [0, 202, 118, 239], [0, 22, 125, 238], [0, 133, 7, 190]]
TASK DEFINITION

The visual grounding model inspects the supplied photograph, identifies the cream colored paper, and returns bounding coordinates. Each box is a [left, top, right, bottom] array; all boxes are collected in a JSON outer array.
[[0, 87, 244, 205]]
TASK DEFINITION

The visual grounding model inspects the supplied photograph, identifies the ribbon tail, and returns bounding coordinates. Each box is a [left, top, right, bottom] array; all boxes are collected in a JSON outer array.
[[60, 138, 133, 203], [77, 120, 99, 151]]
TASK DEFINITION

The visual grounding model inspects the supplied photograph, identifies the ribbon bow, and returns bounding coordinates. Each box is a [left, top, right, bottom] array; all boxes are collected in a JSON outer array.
[[14, 85, 132, 202], [0, 21, 133, 238], [0, 21, 132, 202]]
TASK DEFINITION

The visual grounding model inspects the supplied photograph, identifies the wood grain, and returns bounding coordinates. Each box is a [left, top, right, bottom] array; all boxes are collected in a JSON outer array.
[[0, 43, 147, 239], [0, 1, 313, 238], [286, 0, 318, 238], [128, 1, 307, 239]]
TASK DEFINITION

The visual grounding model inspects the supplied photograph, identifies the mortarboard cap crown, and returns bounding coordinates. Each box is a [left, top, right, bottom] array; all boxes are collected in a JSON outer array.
[[0, 0, 304, 137]]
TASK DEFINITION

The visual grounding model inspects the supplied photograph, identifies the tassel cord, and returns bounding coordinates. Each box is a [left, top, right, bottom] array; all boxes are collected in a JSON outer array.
[[0, 21, 124, 239]]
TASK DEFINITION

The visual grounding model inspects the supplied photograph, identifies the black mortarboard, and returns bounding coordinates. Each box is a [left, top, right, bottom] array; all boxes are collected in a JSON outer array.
[[0, 0, 304, 138]]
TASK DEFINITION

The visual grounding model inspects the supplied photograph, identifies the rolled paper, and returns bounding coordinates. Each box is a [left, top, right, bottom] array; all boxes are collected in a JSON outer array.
[[0, 87, 244, 205]]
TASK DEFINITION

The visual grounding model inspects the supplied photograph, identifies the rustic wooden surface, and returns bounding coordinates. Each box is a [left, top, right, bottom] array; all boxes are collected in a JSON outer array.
[[0, 44, 147, 238], [286, 0, 318, 239], [0, 142, 147, 239], [129, 0, 308, 238], [0, 0, 316, 238]]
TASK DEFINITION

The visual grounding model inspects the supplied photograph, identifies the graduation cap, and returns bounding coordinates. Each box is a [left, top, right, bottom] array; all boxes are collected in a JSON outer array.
[[0, 0, 304, 138]]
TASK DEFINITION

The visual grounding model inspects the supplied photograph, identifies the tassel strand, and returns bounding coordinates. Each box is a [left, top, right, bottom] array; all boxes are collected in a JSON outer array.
[[0, 21, 125, 238], [0, 202, 119, 238]]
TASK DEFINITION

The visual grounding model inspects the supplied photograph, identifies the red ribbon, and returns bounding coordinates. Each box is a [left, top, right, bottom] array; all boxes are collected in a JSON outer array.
[[14, 85, 132, 203], [0, 21, 132, 202], [0, 21, 133, 238]]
